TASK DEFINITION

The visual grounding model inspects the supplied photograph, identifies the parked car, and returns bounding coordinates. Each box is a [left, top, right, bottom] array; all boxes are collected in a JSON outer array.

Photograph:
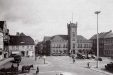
[[10, 54, 17, 57], [14, 55, 22, 63], [76, 53, 85, 59], [91, 55, 95, 59], [105, 62, 113, 71], [95, 57, 102, 61]]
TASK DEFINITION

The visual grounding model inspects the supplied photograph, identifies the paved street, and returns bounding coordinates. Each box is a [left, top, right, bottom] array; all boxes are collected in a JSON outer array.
[[1, 56, 113, 75]]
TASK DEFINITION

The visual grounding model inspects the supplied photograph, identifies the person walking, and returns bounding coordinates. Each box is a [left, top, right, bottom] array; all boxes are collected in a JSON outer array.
[[73, 58, 75, 63], [87, 62, 90, 68], [36, 66, 39, 75], [11, 63, 14, 68], [17, 63, 19, 67]]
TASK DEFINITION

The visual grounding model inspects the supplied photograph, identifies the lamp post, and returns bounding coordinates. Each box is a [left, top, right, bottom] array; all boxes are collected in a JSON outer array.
[[95, 11, 101, 68]]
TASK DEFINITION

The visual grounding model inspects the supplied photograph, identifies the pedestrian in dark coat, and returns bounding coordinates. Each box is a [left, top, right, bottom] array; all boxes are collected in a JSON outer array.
[[17, 63, 19, 67], [87, 62, 90, 68], [11, 63, 14, 68], [36, 66, 39, 74], [73, 58, 75, 63]]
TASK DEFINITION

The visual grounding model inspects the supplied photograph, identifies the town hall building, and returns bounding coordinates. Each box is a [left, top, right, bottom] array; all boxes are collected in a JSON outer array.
[[37, 22, 92, 56]]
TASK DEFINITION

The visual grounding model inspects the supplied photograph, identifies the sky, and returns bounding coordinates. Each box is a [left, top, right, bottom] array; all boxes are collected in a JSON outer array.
[[0, 0, 113, 41]]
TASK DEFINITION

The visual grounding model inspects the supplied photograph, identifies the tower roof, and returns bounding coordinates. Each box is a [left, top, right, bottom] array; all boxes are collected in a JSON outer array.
[[67, 22, 77, 28]]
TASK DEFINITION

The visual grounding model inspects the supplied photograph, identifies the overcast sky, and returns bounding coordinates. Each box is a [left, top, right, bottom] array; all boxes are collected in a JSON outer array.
[[0, 0, 113, 41]]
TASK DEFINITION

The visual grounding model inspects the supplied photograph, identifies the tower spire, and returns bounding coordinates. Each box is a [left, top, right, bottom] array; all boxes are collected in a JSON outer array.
[[72, 13, 73, 23]]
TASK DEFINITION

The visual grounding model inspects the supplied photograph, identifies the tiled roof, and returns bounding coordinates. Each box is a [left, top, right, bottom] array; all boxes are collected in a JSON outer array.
[[58, 35, 68, 40], [90, 30, 113, 39], [9, 35, 34, 45], [44, 35, 88, 41], [104, 31, 113, 38], [77, 35, 87, 40], [43, 36, 51, 41], [51, 35, 68, 41]]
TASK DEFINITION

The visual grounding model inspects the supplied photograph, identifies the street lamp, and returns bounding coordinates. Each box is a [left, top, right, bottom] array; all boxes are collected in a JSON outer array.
[[95, 11, 101, 68]]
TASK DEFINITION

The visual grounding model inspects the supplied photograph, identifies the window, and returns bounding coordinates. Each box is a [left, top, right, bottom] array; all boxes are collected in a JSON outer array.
[[80, 44, 82, 48], [73, 43, 75, 48], [66, 44, 68, 48], [31, 46, 33, 49], [72, 32, 75, 37], [59, 44, 61, 48], [78, 44, 80, 48], [12, 46, 14, 49], [64, 50, 67, 53], [72, 38, 75, 41], [56, 50, 58, 53], [16, 46, 19, 50]]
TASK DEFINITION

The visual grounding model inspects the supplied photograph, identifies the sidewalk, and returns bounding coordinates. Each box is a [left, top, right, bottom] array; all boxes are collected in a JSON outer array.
[[90, 67, 113, 75], [86, 60, 113, 75], [75, 58, 113, 75]]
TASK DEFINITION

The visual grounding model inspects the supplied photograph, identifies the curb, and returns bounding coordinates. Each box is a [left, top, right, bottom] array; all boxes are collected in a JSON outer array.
[[90, 67, 113, 75]]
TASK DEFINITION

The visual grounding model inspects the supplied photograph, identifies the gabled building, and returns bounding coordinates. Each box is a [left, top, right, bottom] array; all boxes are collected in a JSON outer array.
[[104, 30, 113, 57], [0, 27, 4, 60], [0, 21, 10, 60], [77, 35, 92, 56], [47, 35, 68, 56], [90, 30, 113, 57], [9, 33, 35, 57]]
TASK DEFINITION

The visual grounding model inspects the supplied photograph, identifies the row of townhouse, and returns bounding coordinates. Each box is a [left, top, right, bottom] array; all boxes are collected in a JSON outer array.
[[0, 21, 35, 60], [0, 21, 10, 60], [9, 34, 35, 57]]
